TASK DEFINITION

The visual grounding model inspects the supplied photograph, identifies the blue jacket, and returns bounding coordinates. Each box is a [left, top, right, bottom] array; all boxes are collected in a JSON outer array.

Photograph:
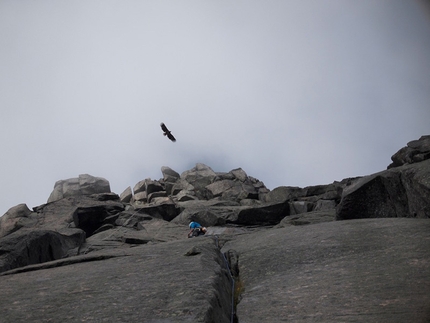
[[189, 222, 201, 229]]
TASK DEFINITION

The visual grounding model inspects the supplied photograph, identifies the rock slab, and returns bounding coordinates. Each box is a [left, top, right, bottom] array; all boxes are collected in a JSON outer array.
[[0, 238, 234, 323], [222, 218, 430, 323]]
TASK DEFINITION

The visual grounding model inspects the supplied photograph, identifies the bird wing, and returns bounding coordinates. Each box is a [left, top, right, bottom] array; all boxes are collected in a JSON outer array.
[[160, 123, 169, 132], [167, 133, 176, 142], [160, 123, 176, 142]]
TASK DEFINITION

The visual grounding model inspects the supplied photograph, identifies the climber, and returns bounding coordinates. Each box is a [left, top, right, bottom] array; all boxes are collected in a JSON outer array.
[[188, 221, 207, 238]]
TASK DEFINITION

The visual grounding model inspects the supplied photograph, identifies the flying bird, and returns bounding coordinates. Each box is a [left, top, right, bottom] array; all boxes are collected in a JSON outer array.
[[160, 123, 176, 142]]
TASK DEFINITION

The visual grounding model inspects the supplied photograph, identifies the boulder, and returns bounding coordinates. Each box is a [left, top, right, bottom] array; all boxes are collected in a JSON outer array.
[[232, 201, 290, 225], [176, 199, 240, 213], [32, 198, 80, 230], [289, 201, 314, 214], [262, 181, 351, 216], [1, 195, 125, 262], [114, 210, 153, 228], [145, 179, 164, 195], [388, 135, 430, 168], [163, 181, 175, 195], [175, 190, 197, 202], [262, 186, 305, 203], [119, 186, 132, 203], [0, 228, 85, 273], [88, 192, 120, 201], [132, 198, 178, 221], [173, 199, 290, 226], [2, 196, 90, 238], [172, 200, 241, 226], [314, 199, 337, 211], [304, 184, 328, 196], [214, 172, 236, 181], [33, 195, 125, 238], [181, 163, 217, 198], [47, 174, 111, 203], [206, 180, 259, 201], [132, 178, 164, 196], [170, 179, 195, 196], [230, 167, 248, 182], [161, 165, 180, 182], [133, 179, 147, 194], [173, 207, 226, 227], [133, 191, 147, 202], [336, 159, 430, 220], [147, 190, 167, 202], [206, 180, 236, 197], [79, 174, 110, 195], [0, 204, 37, 238], [223, 183, 259, 201]]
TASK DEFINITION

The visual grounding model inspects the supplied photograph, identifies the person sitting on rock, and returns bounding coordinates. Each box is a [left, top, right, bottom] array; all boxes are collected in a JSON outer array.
[[188, 221, 207, 238]]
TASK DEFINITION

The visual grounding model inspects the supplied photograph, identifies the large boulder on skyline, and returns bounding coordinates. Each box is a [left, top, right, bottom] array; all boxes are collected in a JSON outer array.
[[161, 165, 180, 182], [0, 203, 36, 238], [336, 159, 430, 220], [179, 163, 218, 199], [388, 135, 430, 168], [47, 174, 111, 203]]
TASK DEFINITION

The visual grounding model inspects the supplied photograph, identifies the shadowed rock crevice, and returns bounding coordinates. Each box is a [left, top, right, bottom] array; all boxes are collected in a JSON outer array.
[[224, 249, 241, 323]]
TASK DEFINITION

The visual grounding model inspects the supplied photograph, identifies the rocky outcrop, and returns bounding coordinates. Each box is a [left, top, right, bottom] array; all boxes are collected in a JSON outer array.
[[0, 136, 429, 322], [0, 203, 37, 238], [0, 228, 85, 273], [0, 194, 124, 272], [336, 158, 430, 220], [262, 178, 354, 218], [3, 143, 428, 274], [388, 135, 430, 168]]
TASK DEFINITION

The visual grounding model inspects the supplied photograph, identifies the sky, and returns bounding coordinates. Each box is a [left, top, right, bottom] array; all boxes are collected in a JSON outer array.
[[1, 0, 429, 216]]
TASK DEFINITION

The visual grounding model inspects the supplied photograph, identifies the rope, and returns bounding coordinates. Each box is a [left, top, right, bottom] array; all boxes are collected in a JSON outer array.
[[214, 235, 236, 323]]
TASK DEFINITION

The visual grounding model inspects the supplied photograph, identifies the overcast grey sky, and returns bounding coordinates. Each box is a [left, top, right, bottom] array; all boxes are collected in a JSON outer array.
[[1, 0, 429, 216]]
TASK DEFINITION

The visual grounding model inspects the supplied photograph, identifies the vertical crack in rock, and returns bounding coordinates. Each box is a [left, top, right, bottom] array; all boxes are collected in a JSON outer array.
[[225, 249, 241, 323], [214, 236, 240, 323], [186, 239, 238, 322]]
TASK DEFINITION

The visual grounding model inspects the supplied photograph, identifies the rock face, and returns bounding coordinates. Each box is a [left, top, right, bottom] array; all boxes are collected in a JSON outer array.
[[336, 135, 430, 220], [223, 218, 430, 323], [0, 228, 85, 273], [0, 136, 429, 322], [336, 159, 430, 220], [0, 238, 234, 323]]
